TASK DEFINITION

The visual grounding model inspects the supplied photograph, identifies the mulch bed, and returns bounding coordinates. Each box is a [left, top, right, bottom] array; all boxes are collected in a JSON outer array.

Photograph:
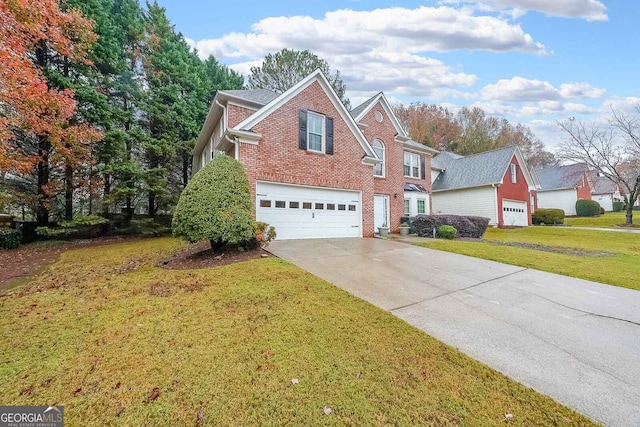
[[161, 241, 273, 270], [0, 235, 144, 289]]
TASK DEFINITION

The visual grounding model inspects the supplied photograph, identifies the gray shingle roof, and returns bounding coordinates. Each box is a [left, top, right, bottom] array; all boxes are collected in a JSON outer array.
[[431, 151, 463, 170], [219, 89, 280, 106], [536, 163, 588, 191], [431, 146, 517, 191], [350, 93, 380, 118]]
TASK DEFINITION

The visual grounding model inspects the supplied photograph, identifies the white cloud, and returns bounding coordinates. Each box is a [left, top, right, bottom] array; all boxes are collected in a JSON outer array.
[[442, 0, 608, 22], [559, 82, 606, 99], [188, 5, 549, 95], [480, 77, 605, 103]]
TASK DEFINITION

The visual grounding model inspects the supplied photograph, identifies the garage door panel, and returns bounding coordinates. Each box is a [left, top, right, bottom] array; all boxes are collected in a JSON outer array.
[[256, 182, 361, 239], [502, 200, 528, 227]]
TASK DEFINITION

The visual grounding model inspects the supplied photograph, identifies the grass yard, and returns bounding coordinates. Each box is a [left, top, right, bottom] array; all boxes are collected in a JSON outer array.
[[0, 238, 594, 426], [564, 211, 634, 228], [417, 227, 640, 291]]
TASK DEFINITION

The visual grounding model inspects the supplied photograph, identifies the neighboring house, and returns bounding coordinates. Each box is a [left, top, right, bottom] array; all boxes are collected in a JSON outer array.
[[192, 70, 437, 240], [536, 163, 591, 216], [431, 146, 538, 227], [588, 171, 621, 211]]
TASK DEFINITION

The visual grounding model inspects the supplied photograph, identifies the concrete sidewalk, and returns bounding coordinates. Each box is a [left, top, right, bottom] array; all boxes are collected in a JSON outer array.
[[268, 238, 640, 426]]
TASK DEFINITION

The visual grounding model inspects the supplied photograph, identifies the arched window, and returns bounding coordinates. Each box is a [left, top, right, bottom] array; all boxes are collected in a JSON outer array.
[[373, 139, 385, 177]]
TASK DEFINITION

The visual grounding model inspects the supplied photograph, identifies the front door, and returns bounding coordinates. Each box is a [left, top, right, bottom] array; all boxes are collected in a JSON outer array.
[[374, 195, 389, 232]]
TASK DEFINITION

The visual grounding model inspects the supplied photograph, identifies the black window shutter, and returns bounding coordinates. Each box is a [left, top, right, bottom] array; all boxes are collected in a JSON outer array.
[[325, 117, 334, 155], [299, 110, 307, 150], [420, 156, 426, 180]]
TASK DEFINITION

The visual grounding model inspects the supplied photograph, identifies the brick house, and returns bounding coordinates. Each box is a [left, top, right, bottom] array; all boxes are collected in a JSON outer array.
[[192, 70, 437, 239], [431, 146, 538, 227]]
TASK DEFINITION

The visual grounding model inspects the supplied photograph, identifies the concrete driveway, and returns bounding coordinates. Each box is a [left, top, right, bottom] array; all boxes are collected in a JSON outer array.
[[268, 238, 640, 427]]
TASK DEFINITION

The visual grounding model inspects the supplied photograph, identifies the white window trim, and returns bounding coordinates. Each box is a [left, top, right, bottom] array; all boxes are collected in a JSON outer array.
[[404, 151, 420, 179], [417, 198, 427, 215], [510, 163, 517, 183], [307, 111, 325, 153], [373, 139, 385, 178], [404, 199, 410, 216]]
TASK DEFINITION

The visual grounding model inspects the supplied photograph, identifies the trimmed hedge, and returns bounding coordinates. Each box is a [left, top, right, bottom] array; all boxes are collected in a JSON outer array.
[[532, 208, 565, 225], [612, 201, 624, 212], [173, 155, 254, 248], [412, 215, 489, 238], [575, 199, 601, 217], [437, 225, 457, 239], [0, 229, 21, 249]]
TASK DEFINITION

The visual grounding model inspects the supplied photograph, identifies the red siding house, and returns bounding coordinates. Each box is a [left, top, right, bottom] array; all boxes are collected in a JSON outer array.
[[431, 146, 538, 227], [192, 70, 437, 239]]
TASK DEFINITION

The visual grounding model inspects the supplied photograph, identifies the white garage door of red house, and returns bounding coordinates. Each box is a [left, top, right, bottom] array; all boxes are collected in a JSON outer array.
[[502, 199, 528, 227], [256, 182, 361, 239]]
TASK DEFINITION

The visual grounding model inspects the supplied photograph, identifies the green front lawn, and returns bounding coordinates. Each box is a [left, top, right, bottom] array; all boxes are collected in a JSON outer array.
[[0, 238, 593, 426], [417, 227, 640, 291], [564, 211, 633, 227]]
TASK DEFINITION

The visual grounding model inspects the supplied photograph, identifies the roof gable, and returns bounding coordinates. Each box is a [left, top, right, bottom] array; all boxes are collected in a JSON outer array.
[[432, 146, 535, 191], [351, 92, 407, 138], [234, 70, 377, 161]]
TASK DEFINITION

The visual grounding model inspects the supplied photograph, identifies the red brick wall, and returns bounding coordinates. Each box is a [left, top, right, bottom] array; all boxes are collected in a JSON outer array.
[[227, 104, 256, 128], [576, 173, 592, 200], [237, 81, 376, 236], [357, 101, 432, 232], [497, 155, 533, 226]]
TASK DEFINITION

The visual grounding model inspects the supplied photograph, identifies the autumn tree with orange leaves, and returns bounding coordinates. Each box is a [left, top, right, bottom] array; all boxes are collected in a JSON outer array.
[[0, 0, 102, 225]]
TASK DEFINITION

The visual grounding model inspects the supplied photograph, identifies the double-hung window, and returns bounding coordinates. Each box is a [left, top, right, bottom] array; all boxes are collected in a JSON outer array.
[[307, 112, 324, 152], [417, 199, 426, 214], [404, 199, 410, 216], [404, 152, 420, 178]]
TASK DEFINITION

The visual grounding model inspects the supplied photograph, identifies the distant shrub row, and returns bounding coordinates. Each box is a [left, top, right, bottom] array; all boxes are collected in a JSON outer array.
[[532, 209, 564, 225], [412, 215, 490, 238]]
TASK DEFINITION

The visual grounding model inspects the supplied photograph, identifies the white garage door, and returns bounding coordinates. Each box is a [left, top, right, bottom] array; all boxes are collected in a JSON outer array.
[[256, 182, 361, 239], [502, 200, 528, 227]]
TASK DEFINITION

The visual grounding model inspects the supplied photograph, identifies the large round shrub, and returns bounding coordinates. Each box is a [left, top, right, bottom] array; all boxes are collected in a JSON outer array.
[[173, 155, 253, 249], [575, 200, 601, 217]]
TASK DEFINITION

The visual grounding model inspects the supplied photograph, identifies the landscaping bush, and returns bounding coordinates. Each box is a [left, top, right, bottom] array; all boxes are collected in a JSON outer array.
[[249, 221, 277, 249], [612, 201, 624, 212], [173, 155, 254, 249], [126, 219, 171, 237], [436, 225, 457, 239], [412, 214, 489, 238], [532, 208, 565, 225], [0, 229, 21, 249], [600, 206, 605, 215], [575, 200, 601, 217], [36, 214, 109, 239]]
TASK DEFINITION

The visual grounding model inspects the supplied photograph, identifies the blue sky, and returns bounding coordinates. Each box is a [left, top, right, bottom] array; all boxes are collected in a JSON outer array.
[[155, 0, 639, 149]]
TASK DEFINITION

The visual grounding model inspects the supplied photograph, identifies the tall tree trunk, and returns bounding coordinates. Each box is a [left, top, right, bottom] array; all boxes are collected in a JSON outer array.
[[36, 136, 51, 226], [65, 163, 73, 220], [102, 173, 110, 215], [148, 192, 156, 219], [182, 153, 190, 188]]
